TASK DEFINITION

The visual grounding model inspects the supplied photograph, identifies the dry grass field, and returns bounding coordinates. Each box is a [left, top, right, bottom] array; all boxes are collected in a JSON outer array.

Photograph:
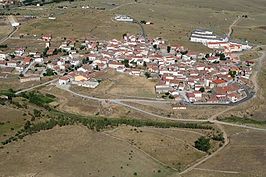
[[240, 51, 262, 61], [0, 125, 175, 177], [71, 70, 157, 99], [0, 17, 12, 39], [1, 1, 266, 176], [123, 101, 230, 120], [0, 106, 30, 140], [182, 126, 266, 177], [0, 76, 54, 91], [3, 38, 47, 53], [1, 0, 264, 52], [40, 85, 160, 120], [232, 13, 266, 44], [106, 125, 210, 171]]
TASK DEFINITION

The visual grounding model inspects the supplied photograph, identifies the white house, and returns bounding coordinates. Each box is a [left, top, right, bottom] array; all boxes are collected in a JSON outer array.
[[7, 62, 17, 67], [108, 61, 124, 69], [14, 48, 24, 56], [0, 53, 7, 60], [58, 77, 70, 85], [70, 59, 80, 66], [34, 58, 44, 63]]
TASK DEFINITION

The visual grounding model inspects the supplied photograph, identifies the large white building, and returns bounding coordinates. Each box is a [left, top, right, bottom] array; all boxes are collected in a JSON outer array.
[[114, 15, 134, 22], [190, 29, 228, 45], [190, 29, 252, 52]]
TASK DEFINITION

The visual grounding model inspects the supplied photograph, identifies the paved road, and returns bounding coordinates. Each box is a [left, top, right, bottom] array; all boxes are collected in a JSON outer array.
[[58, 86, 266, 131], [57, 82, 266, 177], [59, 86, 208, 122], [21, 61, 36, 75]]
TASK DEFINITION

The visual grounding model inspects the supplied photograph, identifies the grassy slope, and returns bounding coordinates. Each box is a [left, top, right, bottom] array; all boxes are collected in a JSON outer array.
[[2, 0, 264, 52]]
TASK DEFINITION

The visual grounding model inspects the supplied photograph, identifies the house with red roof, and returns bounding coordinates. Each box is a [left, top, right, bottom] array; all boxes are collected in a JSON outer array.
[[23, 57, 32, 65]]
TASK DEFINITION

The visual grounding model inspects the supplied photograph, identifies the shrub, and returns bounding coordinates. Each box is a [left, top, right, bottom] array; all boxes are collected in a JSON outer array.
[[194, 136, 211, 152]]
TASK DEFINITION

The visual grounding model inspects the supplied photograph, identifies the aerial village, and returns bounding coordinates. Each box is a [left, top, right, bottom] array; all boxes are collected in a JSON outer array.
[[0, 25, 255, 105]]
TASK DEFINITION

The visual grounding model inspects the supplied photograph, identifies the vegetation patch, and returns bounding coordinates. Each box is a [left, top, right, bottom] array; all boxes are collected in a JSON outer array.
[[0, 89, 16, 98], [19, 91, 55, 107], [1, 113, 214, 146], [219, 116, 266, 126], [194, 136, 211, 152]]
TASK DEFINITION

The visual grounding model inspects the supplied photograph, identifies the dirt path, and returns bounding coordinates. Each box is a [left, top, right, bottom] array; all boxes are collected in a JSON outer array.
[[249, 50, 266, 99], [101, 131, 181, 173], [179, 122, 229, 175], [15, 78, 59, 95], [227, 15, 242, 38], [0, 26, 18, 45], [109, 2, 137, 11]]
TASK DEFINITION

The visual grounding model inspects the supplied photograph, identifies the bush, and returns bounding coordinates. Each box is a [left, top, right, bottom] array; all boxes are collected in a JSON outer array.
[[44, 68, 55, 76], [0, 89, 16, 98], [211, 133, 224, 142], [20, 91, 54, 108], [144, 72, 151, 78], [194, 136, 211, 152], [0, 44, 8, 48]]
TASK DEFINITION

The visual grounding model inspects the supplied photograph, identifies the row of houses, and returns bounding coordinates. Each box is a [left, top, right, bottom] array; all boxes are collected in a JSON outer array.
[[190, 29, 252, 53]]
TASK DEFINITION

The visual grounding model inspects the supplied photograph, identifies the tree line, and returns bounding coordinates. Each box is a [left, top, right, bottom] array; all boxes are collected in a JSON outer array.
[[1, 115, 214, 146]]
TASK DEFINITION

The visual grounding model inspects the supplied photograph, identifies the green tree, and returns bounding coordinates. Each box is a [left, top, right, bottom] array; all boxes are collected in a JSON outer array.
[[122, 59, 129, 67], [219, 53, 226, 60], [167, 46, 171, 53], [143, 61, 147, 68], [45, 68, 55, 76], [42, 47, 49, 57], [52, 49, 58, 55], [24, 121, 31, 130], [199, 87, 205, 92], [194, 136, 211, 152], [144, 72, 151, 78], [228, 70, 237, 78], [33, 109, 41, 117]]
